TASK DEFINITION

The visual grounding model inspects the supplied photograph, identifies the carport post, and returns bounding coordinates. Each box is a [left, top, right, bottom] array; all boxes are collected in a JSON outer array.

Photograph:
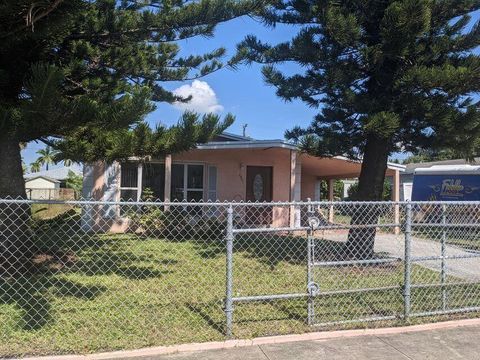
[[225, 205, 234, 337], [403, 203, 412, 319], [328, 179, 334, 223]]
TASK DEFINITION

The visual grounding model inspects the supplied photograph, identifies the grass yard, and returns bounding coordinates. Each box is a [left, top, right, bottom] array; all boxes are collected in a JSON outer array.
[[31, 203, 77, 220], [1, 218, 480, 357]]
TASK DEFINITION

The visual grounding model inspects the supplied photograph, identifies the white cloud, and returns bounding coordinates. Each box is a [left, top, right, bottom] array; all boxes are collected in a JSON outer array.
[[172, 80, 223, 113]]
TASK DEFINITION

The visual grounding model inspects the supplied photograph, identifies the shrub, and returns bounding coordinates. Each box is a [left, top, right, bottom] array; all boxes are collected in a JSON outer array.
[[128, 189, 225, 241]]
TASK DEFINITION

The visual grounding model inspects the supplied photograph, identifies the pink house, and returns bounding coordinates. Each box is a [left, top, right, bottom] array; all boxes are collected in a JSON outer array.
[[81, 133, 405, 231]]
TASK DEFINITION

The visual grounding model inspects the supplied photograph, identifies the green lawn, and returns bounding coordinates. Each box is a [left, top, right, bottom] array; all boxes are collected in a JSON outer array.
[[31, 203, 77, 220], [1, 219, 480, 357]]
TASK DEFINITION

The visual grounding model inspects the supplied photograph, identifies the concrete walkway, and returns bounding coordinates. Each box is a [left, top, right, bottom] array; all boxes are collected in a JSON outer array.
[[116, 323, 480, 360], [326, 231, 480, 280], [375, 233, 480, 281]]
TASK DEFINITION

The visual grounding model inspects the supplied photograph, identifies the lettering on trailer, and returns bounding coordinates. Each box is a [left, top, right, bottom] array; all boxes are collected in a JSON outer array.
[[412, 175, 480, 201]]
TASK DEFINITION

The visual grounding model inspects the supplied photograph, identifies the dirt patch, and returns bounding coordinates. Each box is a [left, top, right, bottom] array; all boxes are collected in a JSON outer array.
[[31, 250, 78, 272]]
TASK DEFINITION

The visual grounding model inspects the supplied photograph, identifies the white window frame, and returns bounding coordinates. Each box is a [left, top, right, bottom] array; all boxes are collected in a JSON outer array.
[[119, 161, 206, 202], [176, 163, 205, 201], [119, 163, 142, 201]]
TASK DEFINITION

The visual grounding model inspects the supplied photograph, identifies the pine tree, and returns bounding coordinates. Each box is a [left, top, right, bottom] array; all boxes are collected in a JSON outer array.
[[1, 0, 260, 198], [235, 0, 480, 258], [0, 0, 259, 273], [403, 149, 459, 164]]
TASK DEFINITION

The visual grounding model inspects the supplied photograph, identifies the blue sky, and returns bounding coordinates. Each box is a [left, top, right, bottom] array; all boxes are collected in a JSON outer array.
[[22, 11, 480, 169]]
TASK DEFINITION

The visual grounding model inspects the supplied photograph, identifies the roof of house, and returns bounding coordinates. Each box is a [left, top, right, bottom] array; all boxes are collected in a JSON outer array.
[[404, 158, 480, 174], [24, 166, 82, 181], [25, 175, 60, 183], [212, 132, 253, 142], [198, 135, 405, 172]]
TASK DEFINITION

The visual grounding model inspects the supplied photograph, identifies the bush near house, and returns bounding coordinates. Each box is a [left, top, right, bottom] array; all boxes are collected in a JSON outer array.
[[127, 188, 225, 240]]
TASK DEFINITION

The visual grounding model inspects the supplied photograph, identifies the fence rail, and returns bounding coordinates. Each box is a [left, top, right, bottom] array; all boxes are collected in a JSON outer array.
[[26, 188, 77, 200], [1, 198, 480, 356]]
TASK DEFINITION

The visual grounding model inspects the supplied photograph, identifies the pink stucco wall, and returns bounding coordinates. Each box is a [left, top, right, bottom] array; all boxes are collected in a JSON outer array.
[[301, 172, 317, 201], [173, 147, 294, 202], [174, 147, 294, 227]]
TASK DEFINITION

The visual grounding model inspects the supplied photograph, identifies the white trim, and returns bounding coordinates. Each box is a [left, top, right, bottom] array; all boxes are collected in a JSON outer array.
[[24, 175, 60, 183], [180, 163, 205, 201], [216, 132, 252, 141], [137, 163, 143, 201], [332, 155, 406, 172], [196, 140, 297, 151]]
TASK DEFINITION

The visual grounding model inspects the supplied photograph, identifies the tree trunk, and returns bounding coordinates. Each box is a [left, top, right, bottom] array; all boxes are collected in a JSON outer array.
[[0, 136, 27, 198], [0, 135, 33, 275], [345, 135, 390, 259]]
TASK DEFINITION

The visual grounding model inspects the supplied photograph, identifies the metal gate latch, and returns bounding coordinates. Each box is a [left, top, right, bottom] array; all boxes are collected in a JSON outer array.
[[307, 282, 320, 297], [308, 216, 320, 230]]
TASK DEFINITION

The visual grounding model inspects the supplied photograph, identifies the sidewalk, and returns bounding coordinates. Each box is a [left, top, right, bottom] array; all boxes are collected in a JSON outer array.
[[118, 323, 480, 360]]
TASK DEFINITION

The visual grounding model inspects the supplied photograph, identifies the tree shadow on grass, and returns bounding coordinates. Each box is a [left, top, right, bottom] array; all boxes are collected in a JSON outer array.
[[193, 234, 348, 269], [76, 251, 175, 280], [33, 220, 178, 280], [186, 302, 225, 336], [193, 234, 396, 272], [1, 220, 178, 332], [0, 276, 106, 330]]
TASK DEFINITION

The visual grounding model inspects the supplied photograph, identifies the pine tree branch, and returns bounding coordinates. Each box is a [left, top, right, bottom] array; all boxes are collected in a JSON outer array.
[[2, 0, 65, 38]]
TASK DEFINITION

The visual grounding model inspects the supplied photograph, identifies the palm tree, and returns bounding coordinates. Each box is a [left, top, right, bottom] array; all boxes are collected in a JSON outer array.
[[29, 161, 41, 173], [35, 146, 57, 171]]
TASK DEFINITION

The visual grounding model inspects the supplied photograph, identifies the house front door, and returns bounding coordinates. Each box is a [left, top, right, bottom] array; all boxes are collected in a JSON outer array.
[[245, 166, 273, 225]]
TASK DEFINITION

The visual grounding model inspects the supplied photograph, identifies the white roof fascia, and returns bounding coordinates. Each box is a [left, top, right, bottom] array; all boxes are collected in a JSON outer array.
[[196, 140, 297, 151], [333, 155, 406, 172], [217, 132, 253, 141], [25, 175, 60, 183]]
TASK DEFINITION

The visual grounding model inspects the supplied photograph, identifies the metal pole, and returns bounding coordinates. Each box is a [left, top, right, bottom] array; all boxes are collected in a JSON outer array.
[[404, 203, 412, 320], [307, 231, 314, 325], [225, 205, 234, 337], [441, 204, 447, 311]]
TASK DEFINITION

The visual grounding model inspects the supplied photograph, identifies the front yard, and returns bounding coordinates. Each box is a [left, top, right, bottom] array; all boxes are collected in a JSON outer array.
[[1, 215, 479, 357]]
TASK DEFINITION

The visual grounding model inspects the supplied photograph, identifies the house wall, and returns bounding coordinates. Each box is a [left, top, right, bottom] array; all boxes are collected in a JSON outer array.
[[174, 148, 295, 227], [25, 177, 59, 190], [173, 148, 293, 202], [25, 178, 60, 199], [82, 148, 298, 231], [300, 172, 317, 201]]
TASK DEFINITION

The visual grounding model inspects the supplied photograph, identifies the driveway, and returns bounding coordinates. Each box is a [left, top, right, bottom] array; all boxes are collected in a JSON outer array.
[[325, 231, 480, 281]]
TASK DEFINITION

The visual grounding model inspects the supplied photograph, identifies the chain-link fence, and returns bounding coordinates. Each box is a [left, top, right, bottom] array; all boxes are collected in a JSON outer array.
[[1, 198, 480, 356]]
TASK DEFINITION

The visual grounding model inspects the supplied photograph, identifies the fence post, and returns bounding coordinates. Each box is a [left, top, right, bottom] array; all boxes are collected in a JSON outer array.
[[403, 203, 412, 320], [306, 198, 314, 325], [225, 204, 234, 337], [441, 204, 447, 311]]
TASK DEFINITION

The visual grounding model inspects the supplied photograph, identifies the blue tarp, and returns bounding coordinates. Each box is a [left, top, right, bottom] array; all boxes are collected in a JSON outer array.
[[412, 175, 480, 201]]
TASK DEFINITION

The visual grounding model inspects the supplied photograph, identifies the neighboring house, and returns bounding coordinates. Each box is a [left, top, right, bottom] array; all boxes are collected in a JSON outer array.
[[25, 166, 83, 200], [401, 158, 480, 201], [24, 176, 60, 200], [82, 132, 405, 231]]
